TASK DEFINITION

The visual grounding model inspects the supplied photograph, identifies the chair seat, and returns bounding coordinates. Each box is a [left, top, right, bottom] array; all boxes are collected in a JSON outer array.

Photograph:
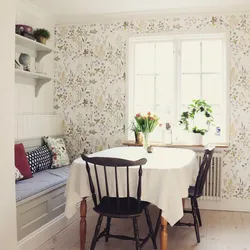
[[188, 186, 202, 198], [93, 196, 150, 218]]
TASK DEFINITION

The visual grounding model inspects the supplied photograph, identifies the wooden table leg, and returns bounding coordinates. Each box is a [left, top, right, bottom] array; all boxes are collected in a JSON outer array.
[[80, 198, 87, 250], [160, 216, 168, 250]]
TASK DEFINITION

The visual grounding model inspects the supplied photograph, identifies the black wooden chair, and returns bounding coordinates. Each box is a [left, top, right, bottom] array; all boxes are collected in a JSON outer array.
[[81, 154, 157, 250], [155, 145, 215, 243]]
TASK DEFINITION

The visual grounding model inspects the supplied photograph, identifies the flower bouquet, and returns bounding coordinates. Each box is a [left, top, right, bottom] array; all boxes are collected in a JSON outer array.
[[134, 112, 160, 149]]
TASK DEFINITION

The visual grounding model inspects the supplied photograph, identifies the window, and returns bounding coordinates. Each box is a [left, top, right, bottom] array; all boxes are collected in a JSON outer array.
[[127, 33, 228, 144]]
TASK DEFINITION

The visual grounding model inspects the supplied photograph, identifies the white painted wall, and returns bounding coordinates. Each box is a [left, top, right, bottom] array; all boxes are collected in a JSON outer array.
[[0, 0, 18, 249], [15, 0, 62, 139]]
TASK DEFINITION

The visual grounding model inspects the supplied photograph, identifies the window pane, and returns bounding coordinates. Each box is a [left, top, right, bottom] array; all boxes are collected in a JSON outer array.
[[181, 74, 201, 104], [135, 43, 155, 74], [209, 105, 222, 117], [130, 37, 227, 143], [181, 41, 200, 73], [203, 111, 226, 144], [202, 40, 222, 73], [134, 75, 155, 113], [213, 112, 224, 127], [155, 74, 174, 105], [156, 42, 174, 74], [202, 74, 222, 105], [134, 104, 154, 115], [155, 105, 173, 124]]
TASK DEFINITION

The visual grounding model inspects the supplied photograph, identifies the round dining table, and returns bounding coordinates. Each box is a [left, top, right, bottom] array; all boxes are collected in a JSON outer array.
[[65, 146, 199, 250]]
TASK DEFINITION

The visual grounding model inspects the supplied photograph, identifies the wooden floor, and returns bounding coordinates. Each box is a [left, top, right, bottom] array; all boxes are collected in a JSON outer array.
[[41, 206, 250, 250]]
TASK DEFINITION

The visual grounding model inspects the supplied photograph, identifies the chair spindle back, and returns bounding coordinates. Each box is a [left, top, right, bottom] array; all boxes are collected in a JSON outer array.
[[194, 148, 215, 197], [81, 154, 147, 213]]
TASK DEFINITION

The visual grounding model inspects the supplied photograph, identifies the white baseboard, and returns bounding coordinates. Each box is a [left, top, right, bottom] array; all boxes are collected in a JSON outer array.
[[17, 198, 93, 250], [184, 198, 250, 212]]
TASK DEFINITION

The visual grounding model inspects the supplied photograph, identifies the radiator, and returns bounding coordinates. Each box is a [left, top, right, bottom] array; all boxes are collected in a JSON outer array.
[[196, 151, 222, 201]]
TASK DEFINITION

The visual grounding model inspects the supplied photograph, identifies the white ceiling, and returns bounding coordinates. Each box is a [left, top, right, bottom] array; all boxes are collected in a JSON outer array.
[[29, 0, 250, 16]]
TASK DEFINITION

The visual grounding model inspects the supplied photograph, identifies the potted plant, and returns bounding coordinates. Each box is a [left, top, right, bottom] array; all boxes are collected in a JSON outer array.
[[130, 121, 143, 144], [179, 100, 214, 145], [134, 112, 160, 149], [33, 28, 50, 44]]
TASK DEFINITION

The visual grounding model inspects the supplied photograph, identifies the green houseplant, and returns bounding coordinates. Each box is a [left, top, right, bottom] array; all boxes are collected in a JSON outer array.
[[33, 28, 51, 45], [179, 100, 214, 145]]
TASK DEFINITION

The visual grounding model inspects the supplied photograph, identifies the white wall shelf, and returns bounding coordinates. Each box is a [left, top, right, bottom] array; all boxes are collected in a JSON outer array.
[[15, 69, 54, 97], [15, 34, 55, 62], [15, 34, 55, 97]]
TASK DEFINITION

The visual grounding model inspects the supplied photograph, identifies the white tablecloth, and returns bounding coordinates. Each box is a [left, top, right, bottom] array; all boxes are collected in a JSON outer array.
[[65, 147, 198, 226]]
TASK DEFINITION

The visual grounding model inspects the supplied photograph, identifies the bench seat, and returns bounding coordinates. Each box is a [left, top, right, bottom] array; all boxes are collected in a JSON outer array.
[[16, 166, 70, 202], [15, 137, 73, 241]]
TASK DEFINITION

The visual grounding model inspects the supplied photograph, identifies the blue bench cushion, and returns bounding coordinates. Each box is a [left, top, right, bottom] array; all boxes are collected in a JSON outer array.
[[16, 166, 70, 202]]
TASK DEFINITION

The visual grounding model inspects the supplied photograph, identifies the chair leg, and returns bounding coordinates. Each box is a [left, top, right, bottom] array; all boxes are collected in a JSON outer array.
[[155, 209, 162, 238], [133, 217, 141, 250], [90, 215, 103, 250], [144, 207, 157, 249], [191, 198, 200, 243], [194, 198, 202, 227], [105, 217, 111, 242]]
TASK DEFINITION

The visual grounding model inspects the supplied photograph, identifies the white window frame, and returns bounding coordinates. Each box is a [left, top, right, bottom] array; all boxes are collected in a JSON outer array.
[[126, 32, 230, 145]]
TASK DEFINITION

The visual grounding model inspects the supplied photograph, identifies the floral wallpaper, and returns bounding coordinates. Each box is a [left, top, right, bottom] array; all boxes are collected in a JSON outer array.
[[54, 13, 250, 200]]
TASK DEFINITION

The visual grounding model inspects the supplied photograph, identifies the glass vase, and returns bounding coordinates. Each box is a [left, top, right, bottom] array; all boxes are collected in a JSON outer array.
[[142, 132, 151, 149], [164, 130, 172, 144]]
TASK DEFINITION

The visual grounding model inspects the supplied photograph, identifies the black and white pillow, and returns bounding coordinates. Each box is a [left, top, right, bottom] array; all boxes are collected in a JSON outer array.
[[27, 145, 52, 173]]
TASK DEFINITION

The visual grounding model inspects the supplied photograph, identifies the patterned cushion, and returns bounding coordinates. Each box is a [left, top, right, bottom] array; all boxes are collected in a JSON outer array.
[[27, 145, 52, 173], [15, 167, 23, 181], [43, 136, 70, 168]]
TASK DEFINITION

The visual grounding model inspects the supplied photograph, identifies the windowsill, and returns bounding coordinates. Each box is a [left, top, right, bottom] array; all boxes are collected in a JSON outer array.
[[123, 140, 229, 149]]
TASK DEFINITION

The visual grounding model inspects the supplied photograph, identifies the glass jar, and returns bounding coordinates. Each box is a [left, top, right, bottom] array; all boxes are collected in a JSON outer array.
[[164, 130, 172, 144]]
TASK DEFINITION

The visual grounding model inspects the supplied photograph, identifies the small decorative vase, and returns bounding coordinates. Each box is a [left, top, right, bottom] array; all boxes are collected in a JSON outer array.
[[19, 53, 31, 71], [192, 133, 202, 145], [37, 36, 47, 44], [135, 132, 143, 144], [142, 132, 151, 150]]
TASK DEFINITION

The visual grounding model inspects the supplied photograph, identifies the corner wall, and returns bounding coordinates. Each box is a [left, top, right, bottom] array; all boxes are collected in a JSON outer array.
[[0, 0, 18, 249]]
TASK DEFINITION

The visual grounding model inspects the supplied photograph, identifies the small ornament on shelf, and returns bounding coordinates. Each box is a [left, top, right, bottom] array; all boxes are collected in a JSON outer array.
[[215, 125, 221, 136], [164, 123, 172, 145], [19, 53, 31, 71], [15, 60, 22, 69]]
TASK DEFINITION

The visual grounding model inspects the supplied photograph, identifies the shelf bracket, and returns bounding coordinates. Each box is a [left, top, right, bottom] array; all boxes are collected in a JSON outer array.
[[36, 51, 51, 62], [35, 79, 51, 97]]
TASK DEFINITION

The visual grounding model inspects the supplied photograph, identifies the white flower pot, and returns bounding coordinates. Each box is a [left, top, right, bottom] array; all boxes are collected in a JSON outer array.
[[192, 133, 202, 145]]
